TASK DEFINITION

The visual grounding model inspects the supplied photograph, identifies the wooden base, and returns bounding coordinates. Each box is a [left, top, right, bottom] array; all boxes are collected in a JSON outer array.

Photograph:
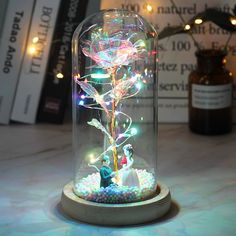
[[61, 181, 171, 226]]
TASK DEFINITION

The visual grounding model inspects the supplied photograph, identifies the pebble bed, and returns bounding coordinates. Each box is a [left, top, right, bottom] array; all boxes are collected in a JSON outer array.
[[74, 169, 156, 203]]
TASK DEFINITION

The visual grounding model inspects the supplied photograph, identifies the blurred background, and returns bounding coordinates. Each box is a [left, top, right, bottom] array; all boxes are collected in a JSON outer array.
[[0, 0, 235, 127]]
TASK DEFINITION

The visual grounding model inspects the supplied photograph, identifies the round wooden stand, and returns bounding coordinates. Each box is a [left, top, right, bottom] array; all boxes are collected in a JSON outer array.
[[61, 181, 171, 226]]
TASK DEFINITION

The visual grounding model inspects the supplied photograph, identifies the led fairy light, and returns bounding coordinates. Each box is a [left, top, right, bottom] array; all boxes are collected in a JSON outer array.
[[56, 73, 64, 79], [184, 24, 191, 31], [28, 46, 36, 55], [32, 36, 39, 43], [91, 73, 110, 79], [231, 17, 236, 26], [144, 3, 153, 13], [194, 18, 203, 24], [146, 4, 153, 12], [28, 36, 39, 55]]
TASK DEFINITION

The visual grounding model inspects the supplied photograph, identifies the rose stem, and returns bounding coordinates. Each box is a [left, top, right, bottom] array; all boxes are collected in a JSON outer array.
[[110, 68, 119, 173]]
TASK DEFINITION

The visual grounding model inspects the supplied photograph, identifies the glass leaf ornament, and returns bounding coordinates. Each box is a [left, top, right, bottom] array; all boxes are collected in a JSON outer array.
[[75, 78, 109, 115]]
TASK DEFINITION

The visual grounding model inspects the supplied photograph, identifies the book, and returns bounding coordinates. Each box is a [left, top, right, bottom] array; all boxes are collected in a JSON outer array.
[[37, 0, 89, 124], [0, 0, 8, 42], [0, 0, 35, 124], [10, 0, 61, 124], [100, 0, 236, 123]]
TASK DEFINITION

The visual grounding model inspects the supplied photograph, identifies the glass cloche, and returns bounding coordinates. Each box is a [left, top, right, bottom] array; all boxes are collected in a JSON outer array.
[[71, 9, 158, 204]]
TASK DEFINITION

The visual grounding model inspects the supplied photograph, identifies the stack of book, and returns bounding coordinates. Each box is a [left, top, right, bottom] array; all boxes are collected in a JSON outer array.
[[0, 0, 88, 125]]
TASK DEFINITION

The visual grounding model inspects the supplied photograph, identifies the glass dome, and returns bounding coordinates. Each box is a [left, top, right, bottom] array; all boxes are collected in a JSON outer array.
[[72, 9, 158, 204]]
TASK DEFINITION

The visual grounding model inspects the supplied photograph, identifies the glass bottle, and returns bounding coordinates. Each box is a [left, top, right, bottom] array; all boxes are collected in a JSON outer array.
[[71, 9, 158, 203], [189, 49, 233, 135]]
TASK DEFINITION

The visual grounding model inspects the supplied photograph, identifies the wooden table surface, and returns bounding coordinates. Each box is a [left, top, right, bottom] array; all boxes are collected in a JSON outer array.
[[0, 123, 236, 236]]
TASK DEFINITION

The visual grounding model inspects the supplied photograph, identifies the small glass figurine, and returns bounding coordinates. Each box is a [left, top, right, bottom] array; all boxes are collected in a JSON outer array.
[[120, 144, 140, 188], [72, 9, 158, 204], [99, 155, 115, 188]]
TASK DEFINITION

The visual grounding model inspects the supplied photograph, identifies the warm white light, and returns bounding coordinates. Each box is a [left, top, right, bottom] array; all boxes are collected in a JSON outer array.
[[195, 18, 203, 24], [89, 153, 96, 164], [146, 4, 153, 12], [56, 73, 64, 79], [28, 46, 36, 54], [32, 37, 39, 43], [89, 153, 94, 158], [230, 17, 236, 26], [184, 24, 191, 30], [74, 74, 80, 80]]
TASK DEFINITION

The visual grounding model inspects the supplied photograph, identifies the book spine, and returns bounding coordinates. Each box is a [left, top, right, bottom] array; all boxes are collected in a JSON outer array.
[[0, 0, 9, 42], [37, 0, 88, 124], [0, 0, 35, 124], [11, 0, 61, 124]]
